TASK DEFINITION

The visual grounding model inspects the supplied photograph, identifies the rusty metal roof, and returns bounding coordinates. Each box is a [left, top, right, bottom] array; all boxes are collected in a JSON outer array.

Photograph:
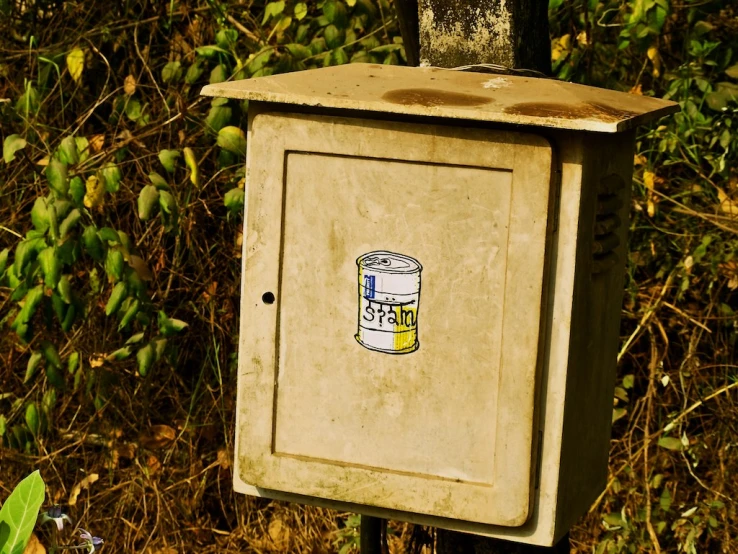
[[201, 64, 678, 133]]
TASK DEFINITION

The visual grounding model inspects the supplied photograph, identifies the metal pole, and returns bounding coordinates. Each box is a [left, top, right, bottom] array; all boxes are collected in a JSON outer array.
[[360, 515, 387, 554]]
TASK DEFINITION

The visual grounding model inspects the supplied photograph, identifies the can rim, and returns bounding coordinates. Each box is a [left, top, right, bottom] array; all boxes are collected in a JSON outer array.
[[356, 251, 422, 274]]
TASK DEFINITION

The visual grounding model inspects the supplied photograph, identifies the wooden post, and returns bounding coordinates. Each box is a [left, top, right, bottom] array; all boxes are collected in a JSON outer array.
[[393, 1, 567, 552]]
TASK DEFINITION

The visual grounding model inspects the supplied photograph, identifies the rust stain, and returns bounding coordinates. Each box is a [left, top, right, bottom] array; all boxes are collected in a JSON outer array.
[[382, 88, 492, 107], [503, 101, 639, 122]]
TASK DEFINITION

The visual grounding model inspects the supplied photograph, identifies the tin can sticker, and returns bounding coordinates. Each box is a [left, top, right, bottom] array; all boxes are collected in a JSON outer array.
[[355, 251, 422, 355]]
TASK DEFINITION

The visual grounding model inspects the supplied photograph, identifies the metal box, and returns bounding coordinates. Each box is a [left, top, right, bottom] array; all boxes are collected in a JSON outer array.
[[201, 64, 677, 546]]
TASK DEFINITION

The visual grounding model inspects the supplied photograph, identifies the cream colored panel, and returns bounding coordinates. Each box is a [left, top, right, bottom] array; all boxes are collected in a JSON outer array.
[[236, 112, 553, 526], [275, 154, 512, 484]]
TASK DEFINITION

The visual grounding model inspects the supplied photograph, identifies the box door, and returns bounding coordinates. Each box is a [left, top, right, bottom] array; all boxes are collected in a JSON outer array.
[[236, 112, 554, 527]]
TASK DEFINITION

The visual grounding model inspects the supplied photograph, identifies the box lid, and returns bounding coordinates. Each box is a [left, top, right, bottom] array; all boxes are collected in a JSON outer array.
[[201, 63, 678, 133]]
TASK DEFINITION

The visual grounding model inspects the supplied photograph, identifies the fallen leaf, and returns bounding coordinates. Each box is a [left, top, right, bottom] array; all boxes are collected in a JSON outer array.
[[268, 517, 291, 548], [146, 454, 161, 475], [124, 74, 136, 95], [140, 424, 176, 450], [68, 473, 99, 506], [89, 354, 105, 368], [23, 534, 46, 554], [217, 448, 231, 469], [629, 83, 643, 95], [89, 134, 105, 153], [117, 442, 138, 460]]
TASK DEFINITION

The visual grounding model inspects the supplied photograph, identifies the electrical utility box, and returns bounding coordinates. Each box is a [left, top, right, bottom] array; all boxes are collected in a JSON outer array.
[[201, 64, 677, 546]]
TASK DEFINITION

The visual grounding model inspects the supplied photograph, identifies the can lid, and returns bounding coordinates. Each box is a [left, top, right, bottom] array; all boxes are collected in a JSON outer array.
[[357, 251, 422, 274]]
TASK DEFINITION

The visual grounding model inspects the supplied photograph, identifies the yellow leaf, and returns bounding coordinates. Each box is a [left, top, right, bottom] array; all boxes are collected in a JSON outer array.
[[183, 147, 199, 187], [83, 174, 104, 209], [647, 46, 661, 78], [124, 74, 136, 96], [68, 473, 99, 506], [66, 48, 85, 83], [717, 187, 738, 215], [644, 170, 656, 190]]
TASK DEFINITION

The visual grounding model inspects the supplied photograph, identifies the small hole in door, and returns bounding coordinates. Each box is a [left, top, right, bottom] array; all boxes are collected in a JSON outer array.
[[262, 292, 275, 304]]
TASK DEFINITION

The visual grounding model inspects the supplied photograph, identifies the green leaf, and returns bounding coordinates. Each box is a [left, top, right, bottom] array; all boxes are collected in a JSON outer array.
[[323, 0, 348, 27], [125, 98, 143, 121], [3, 134, 27, 164], [138, 185, 160, 221], [216, 126, 247, 155], [118, 299, 140, 330], [324, 25, 345, 49], [58, 136, 79, 165], [57, 275, 72, 303], [157, 311, 188, 337], [105, 282, 128, 315], [67, 351, 79, 374], [25, 403, 40, 437], [101, 162, 122, 193], [285, 43, 312, 60], [30, 198, 50, 232], [205, 104, 232, 132], [216, 29, 238, 50], [159, 149, 180, 173], [224, 187, 245, 213], [68, 176, 84, 206], [726, 63, 738, 80], [126, 332, 146, 345], [209, 64, 228, 84], [37, 247, 61, 288], [46, 366, 65, 389], [183, 147, 199, 186], [159, 190, 177, 224], [82, 225, 104, 261], [623, 374, 635, 389], [153, 338, 168, 361], [98, 227, 120, 243], [184, 61, 204, 84], [16, 285, 44, 326], [105, 249, 124, 281], [13, 238, 45, 278], [25, 351, 43, 383], [61, 304, 75, 332], [148, 172, 170, 191], [161, 61, 182, 84], [294, 2, 308, 20], [195, 45, 229, 58], [59, 209, 81, 238], [137, 343, 155, 376], [41, 340, 62, 369], [46, 158, 69, 196], [657, 436, 684, 451], [660, 486, 672, 511], [106, 346, 132, 362], [262, 0, 286, 24], [0, 470, 45, 554], [0, 248, 8, 276]]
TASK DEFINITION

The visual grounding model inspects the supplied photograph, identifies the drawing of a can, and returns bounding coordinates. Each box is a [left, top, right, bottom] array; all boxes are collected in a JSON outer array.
[[355, 251, 422, 355]]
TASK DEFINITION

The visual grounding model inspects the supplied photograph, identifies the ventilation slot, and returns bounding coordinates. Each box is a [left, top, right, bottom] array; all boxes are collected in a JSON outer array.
[[592, 175, 625, 274]]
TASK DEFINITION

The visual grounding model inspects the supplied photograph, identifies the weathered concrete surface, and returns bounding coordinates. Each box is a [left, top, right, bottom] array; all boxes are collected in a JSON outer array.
[[418, 0, 551, 74]]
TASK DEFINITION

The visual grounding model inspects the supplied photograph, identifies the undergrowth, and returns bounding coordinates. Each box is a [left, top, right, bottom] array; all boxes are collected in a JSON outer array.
[[0, 0, 737, 553]]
